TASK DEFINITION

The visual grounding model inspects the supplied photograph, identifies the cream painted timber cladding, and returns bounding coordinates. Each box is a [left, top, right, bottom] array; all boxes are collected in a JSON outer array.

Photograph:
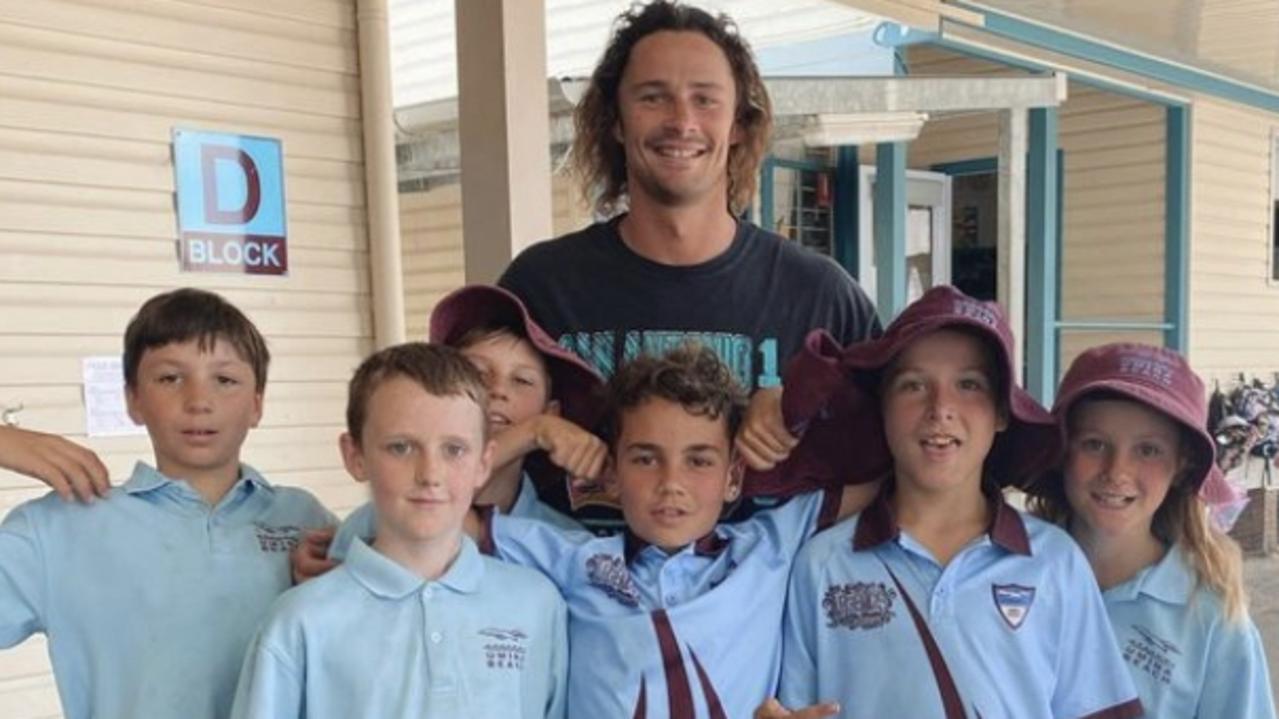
[[398, 173, 592, 331], [0, 1, 369, 716], [1188, 97, 1279, 385], [904, 45, 1166, 372]]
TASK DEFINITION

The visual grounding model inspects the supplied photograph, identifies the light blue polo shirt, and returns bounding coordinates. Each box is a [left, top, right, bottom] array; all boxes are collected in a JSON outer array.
[[329, 472, 579, 561], [1104, 544, 1275, 718], [0, 461, 335, 719], [231, 535, 567, 719], [779, 491, 1143, 719], [487, 488, 839, 719]]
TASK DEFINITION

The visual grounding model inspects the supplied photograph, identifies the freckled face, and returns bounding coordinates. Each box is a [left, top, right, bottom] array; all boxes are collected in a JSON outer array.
[[1063, 399, 1183, 541], [341, 376, 493, 547]]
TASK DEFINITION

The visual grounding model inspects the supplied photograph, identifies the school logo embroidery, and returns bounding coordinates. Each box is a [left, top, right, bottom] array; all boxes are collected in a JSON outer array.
[[586, 554, 641, 607], [253, 524, 302, 553], [1123, 624, 1180, 685], [1116, 349, 1176, 387], [951, 298, 998, 327], [823, 582, 897, 630], [992, 584, 1035, 630], [479, 627, 528, 670]]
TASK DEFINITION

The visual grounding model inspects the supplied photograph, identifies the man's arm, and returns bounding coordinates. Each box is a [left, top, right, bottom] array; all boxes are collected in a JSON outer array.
[[0, 426, 109, 503]]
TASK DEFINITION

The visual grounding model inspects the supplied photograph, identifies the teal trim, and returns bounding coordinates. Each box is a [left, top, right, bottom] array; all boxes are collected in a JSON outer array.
[[948, 3, 1279, 113], [930, 158, 997, 176], [1026, 108, 1059, 404], [931, 38, 1184, 108], [834, 146, 859, 277], [1058, 320, 1174, 331], [1165, 106, 1190, 351], [760, 156, 775, 233], [769, 157, 827, 173], [875, 142, 907, 318]]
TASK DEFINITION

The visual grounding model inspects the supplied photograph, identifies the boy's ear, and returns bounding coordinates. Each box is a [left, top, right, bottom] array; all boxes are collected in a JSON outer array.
[[249, 391, 264, 429], [600, 458, 623, 502], [476, 438, 496, 490], [124, 385, 143, 426], [545, 399, 562, 418], [724, 454, 745, 502], [339, 432, 367, 483]]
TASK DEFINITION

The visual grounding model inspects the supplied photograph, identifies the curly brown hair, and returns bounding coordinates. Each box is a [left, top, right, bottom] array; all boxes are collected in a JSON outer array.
[[570, 1, 772, 216], [602, 344, 747, 449]]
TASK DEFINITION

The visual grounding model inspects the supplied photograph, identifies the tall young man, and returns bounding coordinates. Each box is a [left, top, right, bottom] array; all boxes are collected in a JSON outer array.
[[498, 0, 880, 476]]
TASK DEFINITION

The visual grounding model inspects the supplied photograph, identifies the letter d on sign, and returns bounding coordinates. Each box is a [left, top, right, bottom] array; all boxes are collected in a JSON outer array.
[[201, 144, 261, 225]]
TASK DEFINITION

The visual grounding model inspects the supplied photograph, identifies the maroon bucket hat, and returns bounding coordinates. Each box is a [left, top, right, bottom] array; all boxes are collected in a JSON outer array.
[[743, 330, 889, 497], [428, 284, 604, 429], [754, 286, 1059, 496], [841, 285, 1059, 487], [1049, 343, 1216, 492]]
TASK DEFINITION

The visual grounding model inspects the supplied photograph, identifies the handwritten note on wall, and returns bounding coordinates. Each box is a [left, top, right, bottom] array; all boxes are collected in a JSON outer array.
[[82, 357, 146, 438]]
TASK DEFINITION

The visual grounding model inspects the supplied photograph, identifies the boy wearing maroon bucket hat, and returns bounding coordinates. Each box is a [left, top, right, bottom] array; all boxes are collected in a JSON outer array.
[[313, 285, 609, 566], [766, 286, 1142, 719], [1028, 343, 1275, 718]]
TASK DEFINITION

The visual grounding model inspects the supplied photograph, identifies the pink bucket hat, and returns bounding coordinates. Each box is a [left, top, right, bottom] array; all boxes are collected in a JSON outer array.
[[753, 286, 1059, 495], [429, 284, 604, 429], [1049, 343, 1216, 492]]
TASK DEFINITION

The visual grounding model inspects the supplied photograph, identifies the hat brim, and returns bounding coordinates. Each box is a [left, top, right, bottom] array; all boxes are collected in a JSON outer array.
[[429, 285, 604, 429], [841, 316, 1060, 487], [1051, 380, 1215, 492]]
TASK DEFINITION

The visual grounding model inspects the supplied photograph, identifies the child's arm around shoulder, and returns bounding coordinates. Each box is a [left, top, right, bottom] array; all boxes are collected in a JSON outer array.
[[494, 412, 607, 495], [0, 425, 110, 503]]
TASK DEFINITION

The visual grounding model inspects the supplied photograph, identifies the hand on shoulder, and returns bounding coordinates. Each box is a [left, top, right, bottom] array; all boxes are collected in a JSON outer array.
[[0, 425, 110, 503]]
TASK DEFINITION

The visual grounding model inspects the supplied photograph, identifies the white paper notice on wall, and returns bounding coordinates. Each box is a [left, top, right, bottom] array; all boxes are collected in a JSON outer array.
[[82, 356, 146, 437]]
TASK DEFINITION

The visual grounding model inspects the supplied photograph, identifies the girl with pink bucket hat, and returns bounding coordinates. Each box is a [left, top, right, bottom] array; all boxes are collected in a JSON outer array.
[[1029, 343, 1275, 718]]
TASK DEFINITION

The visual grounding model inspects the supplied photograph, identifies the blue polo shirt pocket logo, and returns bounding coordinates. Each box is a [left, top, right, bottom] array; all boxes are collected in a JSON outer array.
[[1123, 624, 1179, 685], [479, 627, 528, 670], [822, 582, 897, 630], [254, 524, 303, 553], [992, 584, 1035, 630], [586, 554, 641, 607]]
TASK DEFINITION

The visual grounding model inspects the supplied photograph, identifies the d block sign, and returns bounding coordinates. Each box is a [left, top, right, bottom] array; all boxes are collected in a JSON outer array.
[[173, 129, 288, 275]]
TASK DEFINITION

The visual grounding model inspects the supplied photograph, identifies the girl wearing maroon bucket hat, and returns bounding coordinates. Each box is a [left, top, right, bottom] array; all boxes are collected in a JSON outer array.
[[765, 286, 1141, 719], [1029, 343, 1275, 718]]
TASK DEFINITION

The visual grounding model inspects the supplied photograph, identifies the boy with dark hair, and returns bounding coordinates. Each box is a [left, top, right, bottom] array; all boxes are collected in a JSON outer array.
[[0, 287, 335, 719], [232, 343, 566, 719], [477, 344, 867, 719]]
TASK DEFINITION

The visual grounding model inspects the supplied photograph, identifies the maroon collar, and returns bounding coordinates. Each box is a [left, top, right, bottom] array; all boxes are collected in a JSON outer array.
[[623, 528, 731, 565], [852, 487, 1031, 556]]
